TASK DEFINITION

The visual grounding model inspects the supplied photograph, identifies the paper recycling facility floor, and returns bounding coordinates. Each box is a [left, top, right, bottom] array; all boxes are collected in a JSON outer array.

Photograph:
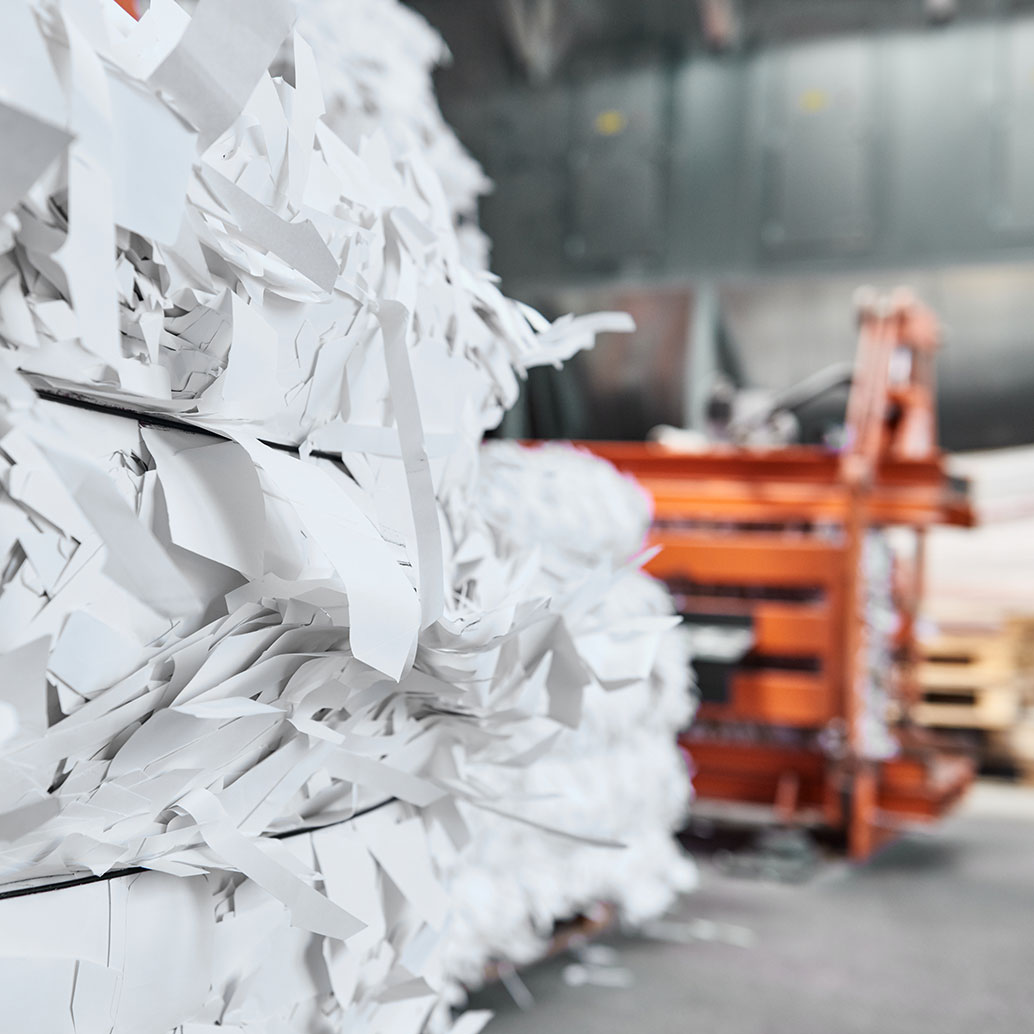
[[469, 780, 1034, 1034]]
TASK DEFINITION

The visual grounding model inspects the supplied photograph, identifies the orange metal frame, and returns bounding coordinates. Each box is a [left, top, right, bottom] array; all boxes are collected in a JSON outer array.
[[573, 292, 974, 859]]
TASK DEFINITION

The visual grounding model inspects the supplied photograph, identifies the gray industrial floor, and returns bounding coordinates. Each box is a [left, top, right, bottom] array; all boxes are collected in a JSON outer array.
[[467, 781, 1034, 1034]]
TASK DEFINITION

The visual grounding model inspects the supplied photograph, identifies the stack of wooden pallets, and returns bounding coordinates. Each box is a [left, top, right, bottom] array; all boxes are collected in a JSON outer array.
[[915, 618, 1034, 778]]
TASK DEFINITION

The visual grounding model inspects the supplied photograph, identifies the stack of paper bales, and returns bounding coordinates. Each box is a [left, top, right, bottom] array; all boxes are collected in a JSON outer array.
[[0, 1, 695, 1031]]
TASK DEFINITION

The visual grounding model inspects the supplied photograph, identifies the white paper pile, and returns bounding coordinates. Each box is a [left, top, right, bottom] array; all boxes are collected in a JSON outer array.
[[435, 443, 696, 994], [0, 1, 693, 1030], [859, 530, 899, 760]]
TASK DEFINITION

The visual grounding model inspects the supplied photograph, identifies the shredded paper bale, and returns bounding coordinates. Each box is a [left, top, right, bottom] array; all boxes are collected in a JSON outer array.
[[0, 1, 695, 1031]]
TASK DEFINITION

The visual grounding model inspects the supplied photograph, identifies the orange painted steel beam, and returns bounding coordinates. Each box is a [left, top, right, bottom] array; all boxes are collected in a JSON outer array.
[[586, 449, 971, 527], [683, 739, 828, 808], [683, 602, 829, 656], [642, 478, 969, 528], [646, 535, 844, 585], [724, 670, 836, 726]]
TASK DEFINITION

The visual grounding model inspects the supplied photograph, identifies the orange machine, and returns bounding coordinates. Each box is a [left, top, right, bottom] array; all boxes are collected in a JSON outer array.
[[583, 290, 974, 859]]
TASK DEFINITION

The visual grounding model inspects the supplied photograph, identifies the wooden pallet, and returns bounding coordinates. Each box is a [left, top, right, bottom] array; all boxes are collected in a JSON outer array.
[[921, 619, 1034, 673], [919, 642, 1015, 688], [915, 621, 1034, 731], [913, 683, 1022, 731]]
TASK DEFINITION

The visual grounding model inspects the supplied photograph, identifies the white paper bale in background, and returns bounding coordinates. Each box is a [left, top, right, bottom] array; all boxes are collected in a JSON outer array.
[[476, 440, 655, 575], [435, 443, 697, 994]]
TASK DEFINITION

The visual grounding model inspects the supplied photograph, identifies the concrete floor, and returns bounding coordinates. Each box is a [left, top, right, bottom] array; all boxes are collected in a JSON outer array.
[[467, 781, 1034, 1034]]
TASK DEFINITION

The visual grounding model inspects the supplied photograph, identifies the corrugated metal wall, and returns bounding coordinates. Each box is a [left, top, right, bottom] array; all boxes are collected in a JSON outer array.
[[449, 18, 1034, 284]]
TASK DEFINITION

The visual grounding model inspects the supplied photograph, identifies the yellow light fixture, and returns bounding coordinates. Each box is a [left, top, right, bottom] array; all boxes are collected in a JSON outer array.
[[594, 109, 628, 136]]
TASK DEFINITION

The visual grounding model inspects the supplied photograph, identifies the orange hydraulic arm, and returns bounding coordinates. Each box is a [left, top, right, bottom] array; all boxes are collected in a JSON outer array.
[[843, 288, 941, 488]]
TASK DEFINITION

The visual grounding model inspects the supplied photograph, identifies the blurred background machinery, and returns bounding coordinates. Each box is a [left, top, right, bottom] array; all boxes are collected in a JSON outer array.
[[586, 291, 975, 858]]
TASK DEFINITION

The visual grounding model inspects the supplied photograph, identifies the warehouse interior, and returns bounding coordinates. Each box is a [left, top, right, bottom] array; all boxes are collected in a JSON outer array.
[[0, 1, 1033, 1032]]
